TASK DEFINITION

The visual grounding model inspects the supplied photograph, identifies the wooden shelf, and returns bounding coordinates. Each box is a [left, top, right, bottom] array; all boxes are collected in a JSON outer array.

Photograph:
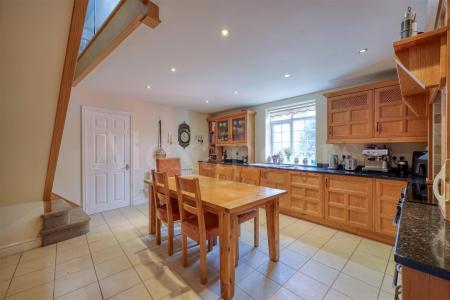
[[393, 27, 447, 99]]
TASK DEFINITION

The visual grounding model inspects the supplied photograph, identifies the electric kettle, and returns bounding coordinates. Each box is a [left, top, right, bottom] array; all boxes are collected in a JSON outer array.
[[328, 154, 338, 170]]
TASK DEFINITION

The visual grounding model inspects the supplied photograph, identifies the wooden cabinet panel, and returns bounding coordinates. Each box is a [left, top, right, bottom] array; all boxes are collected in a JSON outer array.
[[260, 169, 290, 208], [374, 85, 428, 139], [328, 90, 374, 141], [402, 266, 450, 300], [374, 179, 407, 237], [289, 172, 323, 218], [324, 175, 373, 230], [231, 116, 247, 143], [199, 162, 216, 177]]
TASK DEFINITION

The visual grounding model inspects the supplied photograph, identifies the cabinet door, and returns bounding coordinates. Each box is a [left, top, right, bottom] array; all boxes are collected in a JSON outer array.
[[260, 169, 290, 208], [231, 116, 247, 143], [374, 179, 406, 237], [199, 162, 216, 177], [217, 119, 230, 143], [374, 85, 428, 138], [324, 175, 373, 230], [290, 172, 323, 218], [328, 90, 374, 141]]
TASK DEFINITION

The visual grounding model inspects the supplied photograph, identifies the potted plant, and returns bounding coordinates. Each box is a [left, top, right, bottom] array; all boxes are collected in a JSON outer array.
[[283, 148, 292, 163]]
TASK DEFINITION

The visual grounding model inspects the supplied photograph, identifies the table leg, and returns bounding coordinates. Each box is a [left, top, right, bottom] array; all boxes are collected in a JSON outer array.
[[219, 211, 237, 300], [149, 185, 156, 234], [265, 197, 279, 261]]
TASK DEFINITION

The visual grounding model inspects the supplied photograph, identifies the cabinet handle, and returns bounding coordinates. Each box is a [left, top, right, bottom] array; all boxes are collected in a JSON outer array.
[[376, 122, 380, 132], [328, 127, 332, 135], [325, 177, 328, 187]]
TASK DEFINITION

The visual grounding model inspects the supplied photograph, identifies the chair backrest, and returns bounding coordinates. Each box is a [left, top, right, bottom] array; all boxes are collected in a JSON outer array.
[[151, 170, 173, 221], [240, 167, 261, 185], [215, 165, 234, 181], [156, 157, 181, 177], [175, 176, 205, 233]]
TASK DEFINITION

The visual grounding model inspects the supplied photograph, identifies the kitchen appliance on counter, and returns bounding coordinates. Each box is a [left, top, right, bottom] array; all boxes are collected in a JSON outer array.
[[344, 155, 357, 171], [395, 156, 409, 177], [412, 151, 428, 177], [362, 146, 390, 172], [328, 154, 338, 170]]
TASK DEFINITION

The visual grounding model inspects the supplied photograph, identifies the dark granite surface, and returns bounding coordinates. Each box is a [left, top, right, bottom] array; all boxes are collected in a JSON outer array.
[[394, 201, 450, 281]]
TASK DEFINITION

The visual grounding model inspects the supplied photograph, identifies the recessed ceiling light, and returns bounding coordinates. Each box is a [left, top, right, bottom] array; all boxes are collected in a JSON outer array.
[[234, 90, 238, 94], [284, 73, 291, 78], [221, 29, 229, 37], [170, 67, 176, 72], [205, 100, 209, 104], [146, 84, 151, 89], [358, 48, 368, 53]]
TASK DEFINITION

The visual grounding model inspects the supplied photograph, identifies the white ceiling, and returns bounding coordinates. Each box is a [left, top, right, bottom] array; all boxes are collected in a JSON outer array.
[[77, 0, 428, 113]]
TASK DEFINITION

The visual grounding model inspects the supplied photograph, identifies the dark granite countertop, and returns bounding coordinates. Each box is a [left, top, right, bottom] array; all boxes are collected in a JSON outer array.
[[394, 201, 450, 281]]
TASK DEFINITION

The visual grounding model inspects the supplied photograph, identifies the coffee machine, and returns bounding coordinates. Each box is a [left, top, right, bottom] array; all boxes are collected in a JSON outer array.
[[362, 146, 390, 172]]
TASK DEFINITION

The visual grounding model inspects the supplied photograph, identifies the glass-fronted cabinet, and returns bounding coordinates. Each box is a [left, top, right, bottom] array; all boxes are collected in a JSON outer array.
[[217, 119, 230, 143], [232, 117, 246, 142]]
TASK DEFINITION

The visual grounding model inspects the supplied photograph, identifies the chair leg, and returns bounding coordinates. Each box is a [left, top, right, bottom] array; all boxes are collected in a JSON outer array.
[[181, 232, 188, 267], [168, 222, 174, 256], [235, 237, 239, 267], [199, 240, 207, 284], [254, 211, 259, 248], [156, 218, 161, 245]]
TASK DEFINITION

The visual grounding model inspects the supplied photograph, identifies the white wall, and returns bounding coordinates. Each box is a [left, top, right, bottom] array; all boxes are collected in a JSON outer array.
[[0, 0, 74, 255], [249, 84, 427, 165], [53, 88, 209, 206]]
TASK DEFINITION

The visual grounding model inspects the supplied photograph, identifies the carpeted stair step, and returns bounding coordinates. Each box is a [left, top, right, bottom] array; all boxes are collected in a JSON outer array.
[[41, 207, 90, 246], [42, 199, 70, 230]]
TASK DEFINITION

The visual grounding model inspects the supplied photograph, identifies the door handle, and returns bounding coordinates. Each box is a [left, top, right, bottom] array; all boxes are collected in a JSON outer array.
[[125, 164, 129, 171]]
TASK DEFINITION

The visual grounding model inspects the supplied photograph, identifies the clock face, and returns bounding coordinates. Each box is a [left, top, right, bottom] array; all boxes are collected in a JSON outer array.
[[181, 131, 189, 142], [178, 122, 191, 148]]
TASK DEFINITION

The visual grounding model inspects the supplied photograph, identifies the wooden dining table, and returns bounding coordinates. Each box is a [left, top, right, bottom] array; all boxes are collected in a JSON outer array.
[[144, 175, 287, 300]]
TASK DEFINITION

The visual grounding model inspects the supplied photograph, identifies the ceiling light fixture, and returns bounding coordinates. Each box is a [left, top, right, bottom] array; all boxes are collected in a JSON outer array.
[[146, 84, 151, 89], [358, 48, 368, 53], [234, 90, 238, 94], [221, 29, 229, 37], [205, 100, 209, 104], [284, 73, 291, 78], [170, 67, 176, 72]]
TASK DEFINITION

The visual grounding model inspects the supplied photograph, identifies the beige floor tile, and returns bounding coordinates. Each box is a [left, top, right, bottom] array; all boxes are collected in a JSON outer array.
[[126, 249, 165, 266], [308, 225, 337, 239], [332, 273, 379, 300], [88, 237, 118, 254], [5, 282, 53, 300], [20, 245, 55, 263], [342, 260, 384, 288], [99, 268, 140, 299], [7, 267, 54, 296], [323, 289, 352, 300], [238, 270, 280, 300], [288, 234, 325, 258], [313, 249, 349, 271], [300, 259, 340, 286], [235, 262, 255, 281], [54, 267, 97, 298], [134, 261, 166, 281], [55, 255, 93, 279], [279, 248, 309, 270], [385, 261, 396, 276], [381, 274, 395, 294], [256, 261, 296, 285], [350, 251, 388, 273], [87, 228, 115, 243], [320, 243, 355, 259], [119, 237, 148, 254], [159, 288, 201, 300], [95, 255, 131, 280], [56, 282, 102, 300], [57, 236, 87, 252], [15, 255, 55, 277], [0, 255, 20, 270], [284, 272, 329, 299], [0, 279, 10, 299], [270, 287, 302, 300], [241, 249, 269, 268], [142, 268, 188, 299], [0, 266, 16, 282], [378, 290, 394, 300], [357, 239, 392, 260], [196, 279, 250, 300], [91, 244, 124, 265], [56, 244, 90, 264], [108, 283, 152, 300]]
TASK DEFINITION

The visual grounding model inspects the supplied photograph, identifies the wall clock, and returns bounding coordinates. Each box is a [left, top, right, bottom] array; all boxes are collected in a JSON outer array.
[[178, 122, 191, 148]]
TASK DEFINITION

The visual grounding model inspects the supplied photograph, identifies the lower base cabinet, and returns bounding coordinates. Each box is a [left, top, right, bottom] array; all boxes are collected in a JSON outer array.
[[289, 172, 323, 218], [260, 169, 290, 208], [401, 266, 450, 300]]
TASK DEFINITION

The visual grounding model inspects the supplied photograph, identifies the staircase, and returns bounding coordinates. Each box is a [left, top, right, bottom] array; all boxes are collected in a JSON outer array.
[[41, 199, 90, 246]]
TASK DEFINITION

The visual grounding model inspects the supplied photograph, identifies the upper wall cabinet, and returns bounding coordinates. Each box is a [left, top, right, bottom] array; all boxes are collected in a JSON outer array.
[[325, 80, 428, 144]]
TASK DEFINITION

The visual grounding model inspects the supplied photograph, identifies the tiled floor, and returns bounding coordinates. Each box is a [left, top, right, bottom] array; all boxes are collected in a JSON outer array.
[[0, 204, 399, 300]]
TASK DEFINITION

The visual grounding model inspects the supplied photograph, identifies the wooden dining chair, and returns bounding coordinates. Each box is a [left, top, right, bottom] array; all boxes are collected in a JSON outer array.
[[175, 176, 219, 284], [215, 164, 234, 180], [151, 170, 180, 256], [235, 167, 261, 265], [156, 157, 181, 176]]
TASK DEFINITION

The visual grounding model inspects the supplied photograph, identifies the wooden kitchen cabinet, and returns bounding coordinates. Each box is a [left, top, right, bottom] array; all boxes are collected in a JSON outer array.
[[289, 172, 323, 218], [402, 266, 450, 300], [373, 179, 407, 237], [260, 169, 290, 208], [324, 175, 373, 230], [199, 162, 216, 177], [374, 85, 428, 140], [327, 90, 374, 142]]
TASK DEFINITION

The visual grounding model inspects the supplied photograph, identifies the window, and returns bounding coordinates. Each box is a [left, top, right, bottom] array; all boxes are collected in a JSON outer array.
[[267, 101, 316, 165]]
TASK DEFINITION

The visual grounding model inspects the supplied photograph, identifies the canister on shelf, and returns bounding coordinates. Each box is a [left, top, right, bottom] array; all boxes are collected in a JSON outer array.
[[401, 6, 417, 39]]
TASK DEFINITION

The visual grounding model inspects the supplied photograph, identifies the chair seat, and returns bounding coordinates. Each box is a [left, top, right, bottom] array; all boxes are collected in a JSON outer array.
[[157, 205, 180, 223], [237, 209, 257, 224], [183, 212, 219, 239]]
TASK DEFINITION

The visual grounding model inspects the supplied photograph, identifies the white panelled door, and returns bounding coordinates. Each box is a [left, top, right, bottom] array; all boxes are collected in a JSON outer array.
[[83, 107, 131, 214]]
